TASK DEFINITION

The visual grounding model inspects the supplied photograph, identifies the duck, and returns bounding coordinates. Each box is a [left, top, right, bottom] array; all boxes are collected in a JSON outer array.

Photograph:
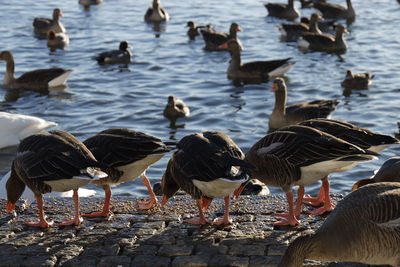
[[264, 0, 300, 20], [279, 13, 322, 42], [47, 31, 70, 50], [82, 128, 170, 217], [314, 0, 355, 21], [79, 0, 103, 6], [161, 131, 253, 226], [33, 8, 66, 36], [268, 78, 339, 132], [0, 112, 57, 149], [144, 0, 170, 23], [352, 157, 400, 190], [219, 39, 295, 80], [186, 21, 212, 41], [341, 70, 374, 89], [94, 41, 132, 65], [5, 130, 107, 228], [200, 22, 242, 51], [278, 182, 400, 266], [298, 24, 348, 53], [163, 96, 190, 123], [0, 51, 72, 90], [243, 125, 378, 226]]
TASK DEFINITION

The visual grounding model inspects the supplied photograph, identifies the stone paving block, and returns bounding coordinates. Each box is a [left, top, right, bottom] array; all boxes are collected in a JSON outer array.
[[21, 255, 57, 267], [72, 235, 105, 247], [131, 255, 170, 267], [171, 255, 208, 267], [82, 244, 120, 257], [16, 245, 51, 255], [142, 233, 175, 245], [60, 256, 98, 267], [158, 244, 194, 257], [133, 221, 165, 230], [53, 244, 84, 258], [219, 238, 251, 247], [209, 255, 249, 267], [229, 244, 266, 256], [267, 244, 288, 256], [122, 244, 158, 256], [0, 245, 18, 255], [0, 255, 25, 267], [97, 256, 132, 267], [249, 255, 282, 267], [104, 236, 137, 247]]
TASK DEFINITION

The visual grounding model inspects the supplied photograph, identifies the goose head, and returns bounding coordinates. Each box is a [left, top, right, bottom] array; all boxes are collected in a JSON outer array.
[[335, 24, 348, 36], [0, 50, 13, 63], [186, 21, 196, 29], [310, 13, 323, 22], [152, 0, 160, 9], [119, 41, 129, 51], [345, 69, 354, 79], [6, 169, 26, 214], [53, 8, 63, 20], [229, 22, 242, 36], [271, 77, 287, 92], [160, 165, 180, 206]]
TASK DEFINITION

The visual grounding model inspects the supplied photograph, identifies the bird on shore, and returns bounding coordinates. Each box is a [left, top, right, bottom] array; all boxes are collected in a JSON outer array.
[[341, 70, 374, 89], [278, 182, 400, 266], [94, 41, 132, 65], [33, 8, 66, 36], [6, 130, 107, 228], [161, 131, 253, 226], [264, 0, 300, 20], [298, 24, 348, 53], [163, 96, 190, 124], [200, 22, 242, 51], [0, 51, 72, 91], [82, 128, 170, 217], [144, 0, 170, 23], [47, 31, 70, 51]]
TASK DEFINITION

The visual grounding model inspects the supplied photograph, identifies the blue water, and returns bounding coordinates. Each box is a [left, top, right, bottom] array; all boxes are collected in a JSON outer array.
[[0, 0, 399, 197]]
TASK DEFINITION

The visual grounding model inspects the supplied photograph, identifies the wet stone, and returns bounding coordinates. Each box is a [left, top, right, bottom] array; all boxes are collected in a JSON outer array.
[[209, 255, 249, 267], [229, 244, 266, 256], [158, 244, 194, 257], [131, 255, 171, 267], [97, 256, 132, 267], [171, 255, 209, 267]]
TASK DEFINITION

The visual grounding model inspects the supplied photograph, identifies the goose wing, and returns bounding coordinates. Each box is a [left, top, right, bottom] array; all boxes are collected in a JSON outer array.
[[285, 99, 339, 121], [240, 58, 292, 74], [314, 2, 346, 17], [33, 18, 52, 28], [15, 68, 69, 88], [302, 32, 335, 46], [200, 30, 230, 46]]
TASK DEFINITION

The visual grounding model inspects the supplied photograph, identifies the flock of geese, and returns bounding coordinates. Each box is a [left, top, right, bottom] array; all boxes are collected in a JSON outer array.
[[1, 0, 400, 266]]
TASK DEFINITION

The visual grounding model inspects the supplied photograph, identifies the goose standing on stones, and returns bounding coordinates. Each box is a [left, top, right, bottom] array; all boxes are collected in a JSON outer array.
[[161, 131, 253, 226], [144, 0, 170, 23], [94, 41, 132, 65], [279, 13, 322, 42], [298, 24, 348, 53], [5, 130, 107, 228], [47, 31, 70, 51], [219, 40, 295, 80], [163, 96, 190, 123], [0, 51, 72, 90], [269, 78, 339, 132], [264, 0, 300, 20], [278, 182, 400, 266], [33, 8, 66, 36], [314, 0, 355, 22], [341, 70, 374, 89], [82, 128, 170, 217], [200, 22, 242, 51]]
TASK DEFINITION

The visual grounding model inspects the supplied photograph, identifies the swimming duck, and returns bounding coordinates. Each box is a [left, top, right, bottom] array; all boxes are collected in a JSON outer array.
[[298, 24, 348, 53], [82, 128, 170, 217], [314, 0, 355, 21], [161, 131, 252, 226], [6, 130, 107, 228], [144, 0, 170, 23], [341, 70, 374, 89], [94, 41, 132, 65], [200, 22, 242, 51], [269, 78, 339, 132], [219, 40, 295, 80], [163, 96, 190, 122], [264, 0, 300, 20], [278, 182, 400, 266], [279, 13, 322, 42], [33, 8, 66, 36], [47, 31, 70, 50], [0, 51, 72, 90]]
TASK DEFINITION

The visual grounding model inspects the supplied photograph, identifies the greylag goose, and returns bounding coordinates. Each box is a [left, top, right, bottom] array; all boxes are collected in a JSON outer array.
[[242, 125, 377, 226], [47, 31, 70, 50], [0, 112, 57, 149], [79, 0, 103, 6], [33, 8, 66, 36], [264, 0, 300, 20], [144, 0, 170, 23], [341, 70, 374, 89], [161, 131, 252, 226], [279, 13, 322, 42], [352, 157, 400, 190], [278, 182, 400, 266], [269, 78, 339, 132], [82, 128, 170, 217], [6, 130, 107, 228], [94, 41, 132, 65], [200, 22, 242, 51], [298, 24, 348, 53], [219, 40, 295, 80], [0, 51, 72, 90], [314, 0, 355, 22], [163, 96, 190, 122]]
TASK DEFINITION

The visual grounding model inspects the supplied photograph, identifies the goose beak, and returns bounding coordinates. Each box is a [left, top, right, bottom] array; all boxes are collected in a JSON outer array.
[[237, 26, 242, 32], [271, 82, 279, 91], [6, 200, 16, 213], [218, 42, 229, 49], [161, 195, 169, 206]]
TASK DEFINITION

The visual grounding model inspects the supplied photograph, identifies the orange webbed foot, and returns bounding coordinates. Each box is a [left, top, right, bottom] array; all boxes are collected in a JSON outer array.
[[24, 220, 54, 228], [82, 210, 113, 218]]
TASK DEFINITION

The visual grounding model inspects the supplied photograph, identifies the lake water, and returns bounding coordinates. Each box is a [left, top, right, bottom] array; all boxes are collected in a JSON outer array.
[[0, 0, 399, 198]]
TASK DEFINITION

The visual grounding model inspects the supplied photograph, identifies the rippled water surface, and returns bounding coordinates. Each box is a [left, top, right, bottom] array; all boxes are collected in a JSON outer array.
[[1, 0, 400, 197]]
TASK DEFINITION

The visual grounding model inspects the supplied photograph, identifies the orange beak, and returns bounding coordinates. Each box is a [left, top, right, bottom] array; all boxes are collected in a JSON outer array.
[[271, 82, 279, 91], [218, 42, 229, 49], [236, 26, 242, 32], [161, 195, 169, 206], [6, 200, 16, 213]]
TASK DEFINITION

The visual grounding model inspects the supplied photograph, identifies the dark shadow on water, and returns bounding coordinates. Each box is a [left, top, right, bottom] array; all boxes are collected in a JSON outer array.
[[342, 87, 369, 98], [231, 77, 270, 87], [2, 85, 69, 102]]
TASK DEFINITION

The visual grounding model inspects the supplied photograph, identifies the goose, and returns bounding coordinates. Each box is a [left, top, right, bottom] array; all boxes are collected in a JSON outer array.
[[314, 0, 355, 21], [186, 21, 212, 41], [163, 96, 190, 123], [33, 8, 66, 36], [144, 0, 170, 23], [352, 157, 400, 190], [341, 70, 374, 89], [0, 51, 72, 90], [94, 41, 132, 65], [269, 78, 339, 132], [161, 131, 253, 226], [200, 22, 242, 51], [264, 0, 300, 20], [5, 130, 107, 228], [0, 112, 57, 149], [79, 0, 103, 6], [47, 31, 70, 50], [278, 182, 400, 266], [219, 39, 295, 80], [82, 128, 170, 217], [242, 125, 377, 226], [298, 24, 348, 53], [279, 13, 322, 42]]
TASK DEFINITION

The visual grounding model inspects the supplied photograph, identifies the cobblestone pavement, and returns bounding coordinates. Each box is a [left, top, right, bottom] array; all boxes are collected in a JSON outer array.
[[0, 194, 388, 267]]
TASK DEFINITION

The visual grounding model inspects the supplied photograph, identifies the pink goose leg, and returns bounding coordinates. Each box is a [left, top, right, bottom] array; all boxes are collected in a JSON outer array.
[[24, 195, 54, 228], [137, 174, 158, 210], [59, 190, 84, 226], [307, 178, 335, 215], [83, 185, 113, 217]]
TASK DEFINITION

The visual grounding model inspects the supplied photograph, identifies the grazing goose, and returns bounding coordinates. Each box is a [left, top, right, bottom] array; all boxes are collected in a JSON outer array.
[[33, 8, 66, 36], [144, 0, 170, 23], [264, 0, 300, 20], [161, 131, 253, 226], [341, 70, 374, 89], [200, 22, 242, 51], [0, 112, 57, 149], [278, 182, 400, 266], [279, 13, 322, 42], [47, 31, 70, 50], [82, 128, 170, 217], [298, 24, 348, 53], [352, 157, 400, 190], [219, 39, 295, 80], [6, 130, 107, 228], [94, 41, 132, 65], [314, 0, 355, 21], [243, 125, 377, 226], [163, 96, 190, 123], [269, 78, 339, 132], [0, 51, 72, 90]]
